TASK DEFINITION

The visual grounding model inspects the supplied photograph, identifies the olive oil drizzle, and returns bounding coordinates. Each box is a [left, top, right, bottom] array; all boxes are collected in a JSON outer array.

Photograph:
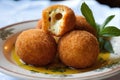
[[12, 47, 110, 74]]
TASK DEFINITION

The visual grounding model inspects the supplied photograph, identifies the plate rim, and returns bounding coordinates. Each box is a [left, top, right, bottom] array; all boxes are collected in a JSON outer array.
[[0, 20, 120, 79], [0, 19, 38, 30]]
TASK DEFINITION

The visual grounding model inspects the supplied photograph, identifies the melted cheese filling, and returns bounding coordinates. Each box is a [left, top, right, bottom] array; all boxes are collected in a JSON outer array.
[[49, 9, 66, 35]]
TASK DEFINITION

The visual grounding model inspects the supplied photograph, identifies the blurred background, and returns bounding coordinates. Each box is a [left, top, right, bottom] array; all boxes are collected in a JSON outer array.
[[0, 0, 120, 80], [0, 0, 120, 28]]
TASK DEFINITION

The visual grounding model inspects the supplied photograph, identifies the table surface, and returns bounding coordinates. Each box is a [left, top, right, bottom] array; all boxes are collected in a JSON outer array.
[[0, 0, 120, 80]]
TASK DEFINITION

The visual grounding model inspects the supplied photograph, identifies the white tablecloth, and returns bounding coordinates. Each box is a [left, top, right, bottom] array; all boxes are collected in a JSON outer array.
[[0, 0, 120, 80]]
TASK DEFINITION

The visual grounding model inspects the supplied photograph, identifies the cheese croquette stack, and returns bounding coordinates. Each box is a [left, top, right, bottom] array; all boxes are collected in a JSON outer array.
[[15, 5, 99, 68]]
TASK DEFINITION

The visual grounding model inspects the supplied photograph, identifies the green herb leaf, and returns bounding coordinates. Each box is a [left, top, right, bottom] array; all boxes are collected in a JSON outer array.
[[30, 70, 39, 73], [100, 26, 120, 37], [81, 2, 98, 32], [101, 15, 115, 29], [104, 40, 114, 53], [99, 37, 105, 51]]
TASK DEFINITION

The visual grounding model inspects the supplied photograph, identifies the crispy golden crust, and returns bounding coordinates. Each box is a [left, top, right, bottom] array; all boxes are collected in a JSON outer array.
[[15, 29, 57, 66], [42, 5, 76, 36], [75, 15, 96, 36], [58, 30, 99, 68], [36, 19, 42, 29]]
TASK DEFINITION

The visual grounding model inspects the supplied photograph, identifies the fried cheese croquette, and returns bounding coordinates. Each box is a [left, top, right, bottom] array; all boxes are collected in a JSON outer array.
[[42, 5, 76, 36], [15, 29, 57, 66], [58, 30, 99, 68], [75, 15, 96, 36], [36, 19, 42, 29]]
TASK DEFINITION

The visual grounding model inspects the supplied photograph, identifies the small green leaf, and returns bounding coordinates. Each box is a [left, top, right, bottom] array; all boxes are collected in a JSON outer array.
[[101, 15, 115, 29], [104, 40, 114, 53], [30, 70, 39, 73], [81, 2, 98, 32], [100, 26, 120, 37], [99, 37, 105, 51]]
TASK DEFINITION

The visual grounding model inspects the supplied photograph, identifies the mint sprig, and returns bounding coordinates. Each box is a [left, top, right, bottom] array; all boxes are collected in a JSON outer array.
[[100, 26, 120, 37], [100, 15, 115, 30], [81, 2, 98, 32], [81, 2, 120, 53], [104, 40, 114, 53]]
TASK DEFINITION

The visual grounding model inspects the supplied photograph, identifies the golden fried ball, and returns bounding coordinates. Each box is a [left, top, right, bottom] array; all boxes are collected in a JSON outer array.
[[75, 15, 96, 36], [15, 29, 57, 66], [58, 30, 99, 68], [42, 5, 76, 36]]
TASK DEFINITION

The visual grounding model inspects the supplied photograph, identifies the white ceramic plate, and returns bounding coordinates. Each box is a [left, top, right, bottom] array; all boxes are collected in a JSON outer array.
[[0, 20, 120, 80]]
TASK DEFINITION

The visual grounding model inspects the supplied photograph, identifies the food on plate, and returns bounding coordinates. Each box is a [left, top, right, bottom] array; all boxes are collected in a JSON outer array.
[[42, 5, 76, 36], [58, 30, 99, 68], [75, 15, 96, 36], [10, 2, 120, 75], [15, 4, 100, 69], [15, 29, 57, 66], [36, 19, 42, 29]]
